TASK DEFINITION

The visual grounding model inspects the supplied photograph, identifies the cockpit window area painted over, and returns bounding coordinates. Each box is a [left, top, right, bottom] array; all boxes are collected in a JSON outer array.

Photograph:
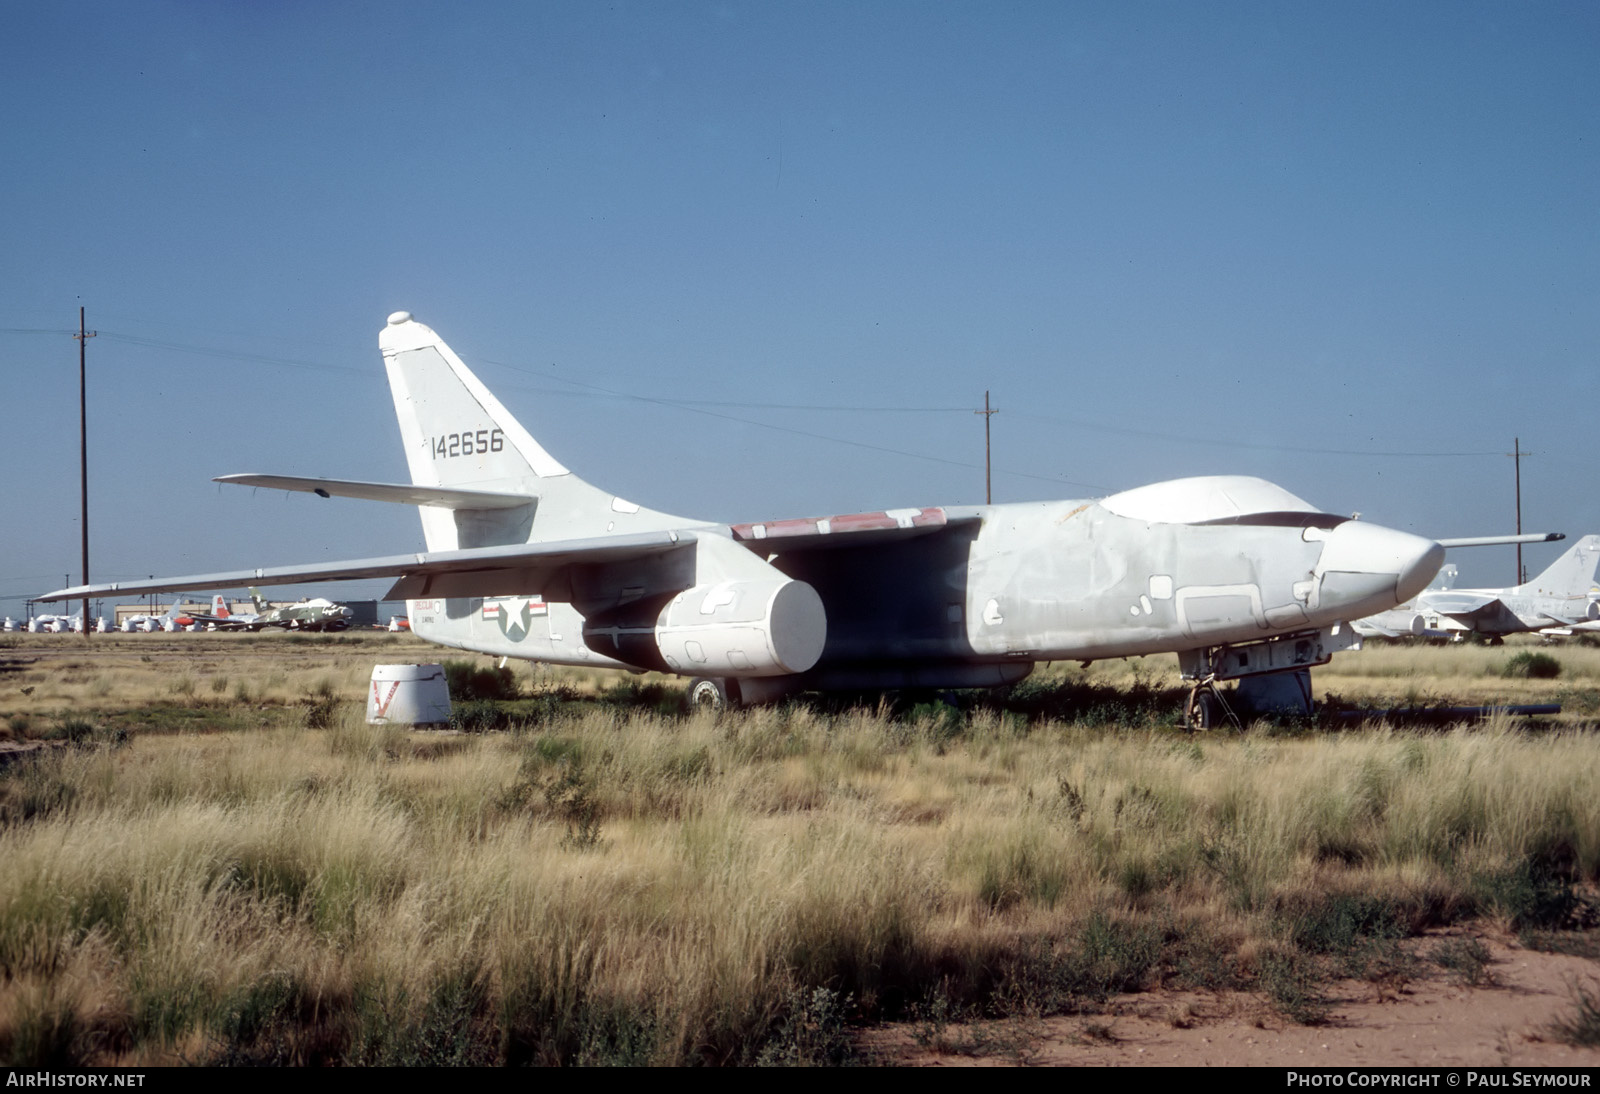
[[1100, 476, 1338, 527]]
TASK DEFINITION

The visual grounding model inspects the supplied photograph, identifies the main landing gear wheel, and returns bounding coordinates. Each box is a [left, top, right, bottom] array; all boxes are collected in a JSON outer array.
[[687, 677, 740, 712]]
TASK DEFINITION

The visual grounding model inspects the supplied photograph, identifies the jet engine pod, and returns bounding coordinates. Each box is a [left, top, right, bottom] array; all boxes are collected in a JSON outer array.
[[583, 578, 827, 677]]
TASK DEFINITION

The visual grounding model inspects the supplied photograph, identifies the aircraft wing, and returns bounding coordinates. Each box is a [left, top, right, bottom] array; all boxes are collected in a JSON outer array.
[[1421, 593, 1584, 631], [1417, 592, 1522, 631], [215, 474, 533, 510], [1542, 620, 1600, 636], [37, 530, 698, 604], [1422, 592, 1500, 615], [38, 503, 984, 610], [1530, 609, 1593, 627], [731, 506, 981, 550], [1349, 616, 1420, 639]]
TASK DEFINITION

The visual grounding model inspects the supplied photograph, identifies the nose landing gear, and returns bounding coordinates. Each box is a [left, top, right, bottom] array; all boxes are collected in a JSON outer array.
[[1184, 680, 1239, 731]]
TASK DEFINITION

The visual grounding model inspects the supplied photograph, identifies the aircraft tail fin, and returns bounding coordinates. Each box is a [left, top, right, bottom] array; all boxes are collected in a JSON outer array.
[[212, 594, 231, 619], [378, 312, 691, 552], [1518, 535, 1600, 599], [248, 588, 267, 615]]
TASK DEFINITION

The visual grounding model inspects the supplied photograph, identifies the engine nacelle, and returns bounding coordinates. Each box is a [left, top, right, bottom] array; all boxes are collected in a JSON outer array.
[[583, 578, 827, 677]]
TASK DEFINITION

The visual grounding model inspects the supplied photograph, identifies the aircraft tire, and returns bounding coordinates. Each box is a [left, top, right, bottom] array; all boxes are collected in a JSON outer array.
[[1185, 689, 1219, 732], [687, 677, 739, 712]]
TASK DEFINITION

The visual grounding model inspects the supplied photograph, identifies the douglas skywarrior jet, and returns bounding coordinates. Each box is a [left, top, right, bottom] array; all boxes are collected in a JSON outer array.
[[42, 312, 1446, 726]]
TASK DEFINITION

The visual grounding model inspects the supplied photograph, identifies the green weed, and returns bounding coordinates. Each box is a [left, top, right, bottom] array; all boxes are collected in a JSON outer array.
[[1257, 948, 1329, 1025], [1432, 937, 1493, 986], [1505, 652, 1562, 679], [755, 987, 858, 1066], [443, 660, 519, 702], [1547, 979, 1600, 1047]]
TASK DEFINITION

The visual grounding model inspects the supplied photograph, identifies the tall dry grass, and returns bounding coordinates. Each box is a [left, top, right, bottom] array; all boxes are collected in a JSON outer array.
[[3, 675, 1599, 1064]]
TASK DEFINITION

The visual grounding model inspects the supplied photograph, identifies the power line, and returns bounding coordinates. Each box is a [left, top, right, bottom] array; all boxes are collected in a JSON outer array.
[[1005, 410, 1505, 459], [96, 331, 370, 376], [4, 324, 1523, 462], [477, 356, 1093, 489]]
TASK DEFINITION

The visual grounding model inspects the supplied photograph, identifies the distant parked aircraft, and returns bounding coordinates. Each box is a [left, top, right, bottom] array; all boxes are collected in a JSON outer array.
[[172, 594, 259, 631], [39, 311, 1451, 725], [119, 598, 193, 633], [29, 611, 85, 633], [237, 588, 353, 632], [1355, 535, 1600, 642]]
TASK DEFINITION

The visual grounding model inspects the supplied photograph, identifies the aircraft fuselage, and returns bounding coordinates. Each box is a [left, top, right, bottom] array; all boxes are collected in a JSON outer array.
[[408, 494, 1439, 690]]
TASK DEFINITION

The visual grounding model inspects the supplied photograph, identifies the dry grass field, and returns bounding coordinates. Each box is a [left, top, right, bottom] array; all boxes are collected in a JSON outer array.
[[1, 631, 1598, 1066]]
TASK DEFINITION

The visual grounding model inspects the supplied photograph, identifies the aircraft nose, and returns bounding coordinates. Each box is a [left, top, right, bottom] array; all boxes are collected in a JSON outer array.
[[1315, 522, 1444, 614]]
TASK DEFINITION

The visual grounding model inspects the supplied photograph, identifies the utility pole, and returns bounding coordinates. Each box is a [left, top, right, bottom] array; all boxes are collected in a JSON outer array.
[[975, 391, 998, 504], [75, 307, 96, 640], [1511, 437, 1526, 585]]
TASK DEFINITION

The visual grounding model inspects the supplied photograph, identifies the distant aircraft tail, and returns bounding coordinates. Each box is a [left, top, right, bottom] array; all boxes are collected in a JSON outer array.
[[248, 587, 267, 615], [1518, 534, 1600, 605], [212, 594, 231, 619], [378, 312, 691, 552]]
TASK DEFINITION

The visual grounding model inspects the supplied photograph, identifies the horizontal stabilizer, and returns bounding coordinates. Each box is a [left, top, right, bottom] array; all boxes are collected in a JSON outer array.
[[215, 474, 534, 511], [35, 530, 697, 604]]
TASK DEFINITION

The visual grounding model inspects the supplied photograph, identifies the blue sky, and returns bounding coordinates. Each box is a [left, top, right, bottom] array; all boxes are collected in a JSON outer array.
[[4, 1, 1596, 614]]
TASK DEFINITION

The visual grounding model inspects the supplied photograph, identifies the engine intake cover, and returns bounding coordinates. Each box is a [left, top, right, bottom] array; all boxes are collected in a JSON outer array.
[[583, 579, 827, 676]]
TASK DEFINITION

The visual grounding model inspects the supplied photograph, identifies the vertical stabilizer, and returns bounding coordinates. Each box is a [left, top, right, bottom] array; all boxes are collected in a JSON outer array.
[[1519, 535, 1600, 597], [379, 312, 692, 551]]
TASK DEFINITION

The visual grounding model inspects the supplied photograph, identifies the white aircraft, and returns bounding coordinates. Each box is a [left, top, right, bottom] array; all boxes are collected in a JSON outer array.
[[1355, 535, 1600, 642], [120, 597, 192, 633], [40, 312, 1446, 724], [29, 612, 80, 633], [171, 593, 259, 631]]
